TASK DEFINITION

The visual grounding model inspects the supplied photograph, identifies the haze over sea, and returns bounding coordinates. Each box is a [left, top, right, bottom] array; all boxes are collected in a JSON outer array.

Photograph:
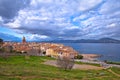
[[63, 43, 120, 62]]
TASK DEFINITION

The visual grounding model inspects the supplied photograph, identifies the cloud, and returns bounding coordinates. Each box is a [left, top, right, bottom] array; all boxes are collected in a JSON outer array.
[[0, 0, 30, 23], [100, 0, 120, 15], [78, 0, 102, 11], [0, 0, 120, 40], [0, 16, 3, 22], [26, 34, 49, 41]]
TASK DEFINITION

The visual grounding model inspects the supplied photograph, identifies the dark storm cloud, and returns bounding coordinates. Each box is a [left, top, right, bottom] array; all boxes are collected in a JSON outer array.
[[0, 0, 30, 23]]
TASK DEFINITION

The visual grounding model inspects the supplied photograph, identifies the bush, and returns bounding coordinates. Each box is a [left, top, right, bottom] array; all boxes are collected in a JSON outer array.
[[0, 38, 3, 45], [74, 55, 83, 59], [47, 55, 51, 57], [105, 61, 120, 65], [0, 47, 5, 52], [56, 56, 74, 70], [16, 51, 22, 54]]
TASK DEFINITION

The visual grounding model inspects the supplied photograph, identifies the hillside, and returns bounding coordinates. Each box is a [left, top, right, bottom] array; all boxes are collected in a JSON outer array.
[[45, 38, 120, 43], [0, 56, 120, 80]]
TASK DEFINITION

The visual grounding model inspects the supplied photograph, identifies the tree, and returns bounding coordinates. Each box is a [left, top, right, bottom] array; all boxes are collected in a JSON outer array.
[[0, 38, 3, 42], [5, 46, 13, 53], [74, 55, 83, 59], [0, 38, 4, 52], [56, 56, 74, 70], [0, 38, 3, 47]]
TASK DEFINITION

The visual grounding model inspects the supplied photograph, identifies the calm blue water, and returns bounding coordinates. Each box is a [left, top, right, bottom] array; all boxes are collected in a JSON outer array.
[[62, 43, 120, 62]]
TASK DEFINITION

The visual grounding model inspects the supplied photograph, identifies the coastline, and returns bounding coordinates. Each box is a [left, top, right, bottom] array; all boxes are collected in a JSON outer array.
[[78, 54, 120, 68], [81, 54, 101, 60]]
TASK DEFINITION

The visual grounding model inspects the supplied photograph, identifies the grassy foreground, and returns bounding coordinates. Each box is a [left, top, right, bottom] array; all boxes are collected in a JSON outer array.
[[0, 55, 119, 80]]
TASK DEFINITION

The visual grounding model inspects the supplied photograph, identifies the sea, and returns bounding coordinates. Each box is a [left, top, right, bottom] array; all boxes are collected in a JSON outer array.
[[62, 43, 120, 62]]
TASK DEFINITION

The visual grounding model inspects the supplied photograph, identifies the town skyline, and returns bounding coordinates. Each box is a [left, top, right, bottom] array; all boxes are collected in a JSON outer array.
[[0, 0, 120, 41]]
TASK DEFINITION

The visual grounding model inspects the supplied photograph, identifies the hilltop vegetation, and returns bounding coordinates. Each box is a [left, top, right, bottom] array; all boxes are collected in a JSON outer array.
[[0, 55, 119, 80], [0, 38, 3, 45]]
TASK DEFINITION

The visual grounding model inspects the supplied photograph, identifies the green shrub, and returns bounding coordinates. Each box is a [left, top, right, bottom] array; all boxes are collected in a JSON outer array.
[[105, 61, 120, 65], [74, 55, 83, 59], [0, 47, 5, 52], [46, 55, 51, 57]]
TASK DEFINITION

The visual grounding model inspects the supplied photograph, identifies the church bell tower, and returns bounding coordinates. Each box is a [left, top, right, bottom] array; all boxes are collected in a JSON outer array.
[[22, 36, 26, 43]]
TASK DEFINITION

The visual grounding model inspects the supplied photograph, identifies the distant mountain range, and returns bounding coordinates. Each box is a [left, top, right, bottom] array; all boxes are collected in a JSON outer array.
[[43, 38, 120, 43], [1, 37, 120, 43]]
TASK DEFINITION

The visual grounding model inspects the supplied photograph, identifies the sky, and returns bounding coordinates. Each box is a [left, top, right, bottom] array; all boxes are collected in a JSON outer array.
[[0, 0, 120, 41]]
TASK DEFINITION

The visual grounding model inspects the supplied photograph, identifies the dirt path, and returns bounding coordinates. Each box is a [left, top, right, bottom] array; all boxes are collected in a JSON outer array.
[[43, 60, 103, 70], [108, 69, 120, 77]]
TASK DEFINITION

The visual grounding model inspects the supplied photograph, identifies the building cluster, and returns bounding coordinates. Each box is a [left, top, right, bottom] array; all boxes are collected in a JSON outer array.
[[2, 37, 78, 58]]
